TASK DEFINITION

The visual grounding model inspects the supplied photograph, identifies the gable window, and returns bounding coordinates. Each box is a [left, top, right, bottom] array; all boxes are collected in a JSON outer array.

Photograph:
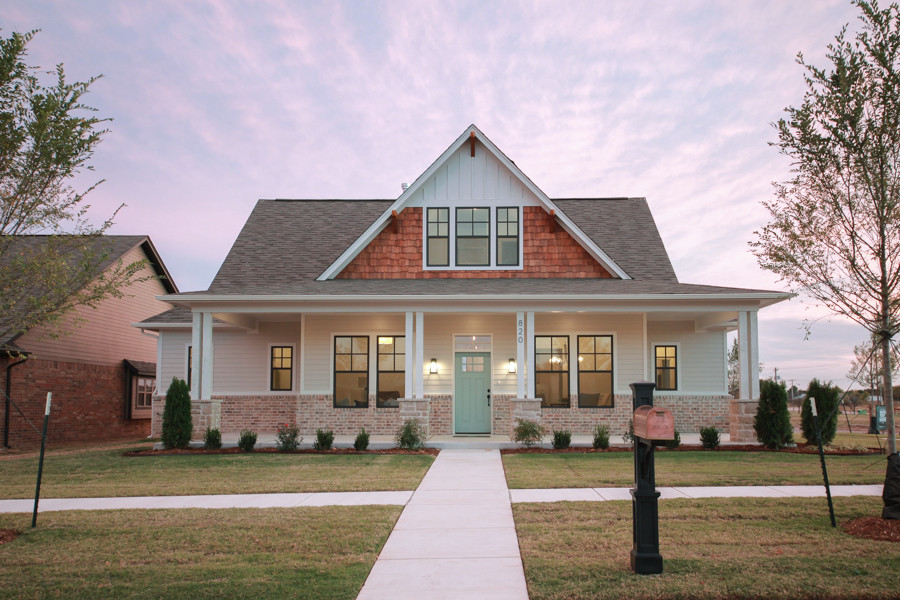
[[334, 336, 369, 408], [271, 346, 293, 391], [535, 335, 570, 408], [455, 207, 490, 266], [496, 207, 519, 266], [578, 335, 613, 408], [377, 336, 405, 408], [655, 345, 677, 391], [427, 208, 450, 266]]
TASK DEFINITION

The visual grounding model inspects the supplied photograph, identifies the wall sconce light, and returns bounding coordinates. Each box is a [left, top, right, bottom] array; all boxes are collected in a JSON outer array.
[[429, 358, 438, 374], [508, 358, 517, 374]]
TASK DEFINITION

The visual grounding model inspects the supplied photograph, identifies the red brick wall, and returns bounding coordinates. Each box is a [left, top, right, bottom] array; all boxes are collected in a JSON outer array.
[[0, 357, 149, 449], [337, 206, 612, 279]]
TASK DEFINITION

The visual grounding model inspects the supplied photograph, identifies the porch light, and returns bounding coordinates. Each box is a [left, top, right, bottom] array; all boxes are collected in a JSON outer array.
[[429, 358, 438, 374], [508, 358, 517, 374]]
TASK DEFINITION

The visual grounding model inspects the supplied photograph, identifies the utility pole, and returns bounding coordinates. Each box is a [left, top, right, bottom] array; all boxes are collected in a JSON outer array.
[[774, 367, 779, 383]]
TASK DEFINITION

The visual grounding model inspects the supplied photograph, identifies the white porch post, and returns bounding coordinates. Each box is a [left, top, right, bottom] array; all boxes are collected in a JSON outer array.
[[749, 310, 760, 399], [190, 312, 202, 400], [414, 311, 424, 399], [738, 310, 760, 400], [404, 311, 414, 399], [526, 311, 535, 399], [516, 311, 525, 398], [200, 311, 214, 400]]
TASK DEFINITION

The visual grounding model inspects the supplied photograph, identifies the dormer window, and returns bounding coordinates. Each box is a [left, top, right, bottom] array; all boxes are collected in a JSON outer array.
[[455, 207, 490, 266], [426, 208, 449, 267], [423, 205, 523, 270]]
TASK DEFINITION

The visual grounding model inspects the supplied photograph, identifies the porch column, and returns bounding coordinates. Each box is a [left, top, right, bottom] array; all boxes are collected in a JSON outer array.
[[516, 311, 526, 398], [190, 312, 202, 400], [200, 311, 214, 400], [737, 310, 759, 400], [526, 311, 535, 399], [404, 311, 414, 399], [414, 311, 424, 399]]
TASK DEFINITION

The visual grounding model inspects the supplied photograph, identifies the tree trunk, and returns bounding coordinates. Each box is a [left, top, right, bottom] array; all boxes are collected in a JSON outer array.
[[882, 334, 896, 456]]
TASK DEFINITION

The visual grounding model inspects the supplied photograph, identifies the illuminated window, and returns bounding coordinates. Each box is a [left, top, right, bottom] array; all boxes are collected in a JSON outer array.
[[377, 336, 405, 408], [535, 336, 570, 408], [655, 345, 677, 391], [334, 336, 369, 408], [577, 335, 614, 408], [271, 346, 293, 391]]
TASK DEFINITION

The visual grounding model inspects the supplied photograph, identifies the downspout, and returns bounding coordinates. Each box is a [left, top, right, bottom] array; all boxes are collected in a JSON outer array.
[[4, 356, 28, 448]]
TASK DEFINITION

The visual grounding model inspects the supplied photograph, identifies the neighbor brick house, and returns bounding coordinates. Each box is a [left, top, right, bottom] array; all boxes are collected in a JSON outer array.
[[1, 236, 177, 448], [138, 125, 787, 441]]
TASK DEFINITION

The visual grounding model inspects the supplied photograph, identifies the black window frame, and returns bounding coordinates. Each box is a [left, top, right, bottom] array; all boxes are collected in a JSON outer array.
[[376, 335, 405, 408], [577, 335, 614, 408], [496, 206, 519, 267], [534, 335, 570, 408], [186, 345, 192, 391], [426, 207, 450, 267], [333, 335, 370, 408], [455, 206, 491, 267], [270, 345, 293, 392], [655, 345, 678, 391]]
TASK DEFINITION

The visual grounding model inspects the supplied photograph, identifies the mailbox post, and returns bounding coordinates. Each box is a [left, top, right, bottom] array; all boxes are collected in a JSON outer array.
[[629, 381, 673, 575]]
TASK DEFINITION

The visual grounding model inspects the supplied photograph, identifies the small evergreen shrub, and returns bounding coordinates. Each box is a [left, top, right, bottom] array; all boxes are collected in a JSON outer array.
[[354, 427, 370, 451], [754, 379, 794, 449], [512, 419, 546, 447], [161, 377, 192, 449], [665, 429, 681, 450], [313, 428, 335, 451], [203, 426, 222, 450], [801, 379, 840, 445], [551, 429, 572, 450], [592, 424, 610, 449], [700, 426, 720, 449], [395, 418, 426, 450], [238, 429, 257, 452], [276, 423, 302, 451], [622, 419, 635, 444]]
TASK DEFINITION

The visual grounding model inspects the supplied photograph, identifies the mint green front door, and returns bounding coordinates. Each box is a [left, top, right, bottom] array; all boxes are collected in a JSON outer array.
[[455, 352, 492, 434]]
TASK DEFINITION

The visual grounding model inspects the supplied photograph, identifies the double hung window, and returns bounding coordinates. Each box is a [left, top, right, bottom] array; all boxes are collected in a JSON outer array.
[[496, 207, 519, 266], [535, 336, 570, 408], [271, 346, 293, 391], [455, 207, 490, 266], [377, 336, 405, 407], [655, 345, 677, 391], [334, 336, 369, 408], [577, 335, 613, 407], [427, 208, 449, 266]]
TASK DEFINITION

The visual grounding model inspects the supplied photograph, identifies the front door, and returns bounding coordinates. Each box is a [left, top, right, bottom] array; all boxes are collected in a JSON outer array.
[[455, 352, 491, 434]]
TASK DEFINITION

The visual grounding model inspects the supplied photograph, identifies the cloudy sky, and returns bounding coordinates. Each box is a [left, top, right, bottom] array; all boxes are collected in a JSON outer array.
[[3, 0, 875, 389]]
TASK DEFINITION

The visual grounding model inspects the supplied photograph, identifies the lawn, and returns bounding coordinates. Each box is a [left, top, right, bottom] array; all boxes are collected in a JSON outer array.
[[0, 505, 400, 599], [515, 496, 899, 600], [502, 450, 888, 489], [0, 445, 434, 498]]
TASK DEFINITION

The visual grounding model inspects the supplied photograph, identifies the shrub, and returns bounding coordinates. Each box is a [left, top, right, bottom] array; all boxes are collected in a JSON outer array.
[[276, 423, 302, 451], [203, 426, 222, 450], [238, 429, 257, 452], [551, 429, 572, 450], [801, 379, 840, 445], [354, 427, 370, 451], [395, 418, 426, 450], [665, 429, 681, 450], [592, 424, 610, 449], [622, 419, 634, 444], [700, 426, 720, 449], [512, 419, 546, 447], [313, 428, 335, 451], [161, 377, 192, 449], [754, 379, 794, 449]]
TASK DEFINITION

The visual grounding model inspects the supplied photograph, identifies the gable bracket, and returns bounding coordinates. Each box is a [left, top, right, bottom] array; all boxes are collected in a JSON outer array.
[[470, 132, 476, 157], [390, 210, 399, 235]]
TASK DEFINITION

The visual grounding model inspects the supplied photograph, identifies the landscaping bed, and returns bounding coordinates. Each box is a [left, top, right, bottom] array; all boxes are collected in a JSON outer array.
[[124, 447, 439, 457], [501, 444, 882, 456]]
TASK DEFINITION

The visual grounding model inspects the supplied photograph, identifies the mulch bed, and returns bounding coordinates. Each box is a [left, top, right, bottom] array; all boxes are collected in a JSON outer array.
[[0, 529, 20, 546], [124, 447, 439, 457], [500, 444, 882, 456], [843, 517, 900, 542]]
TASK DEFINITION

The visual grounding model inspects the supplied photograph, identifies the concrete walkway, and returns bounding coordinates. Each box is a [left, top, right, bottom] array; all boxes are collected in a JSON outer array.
[[356, 449, 529, 600]]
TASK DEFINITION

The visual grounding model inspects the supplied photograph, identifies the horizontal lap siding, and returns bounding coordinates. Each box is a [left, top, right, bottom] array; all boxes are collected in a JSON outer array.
[[214, 322, 301, 393], [647, 321, 727, 395], [159, 330, 191, 386]]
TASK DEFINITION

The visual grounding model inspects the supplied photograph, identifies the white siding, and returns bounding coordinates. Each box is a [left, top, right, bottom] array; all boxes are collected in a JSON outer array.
[[159, 330, 191, 386], [647, 321, 727, 394], [212, 322, 301, 394]]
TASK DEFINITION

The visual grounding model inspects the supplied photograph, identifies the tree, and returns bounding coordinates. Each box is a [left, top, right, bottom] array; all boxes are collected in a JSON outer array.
[[751, 1, 900, 457], [801, 379, 841, 445], [0, 30, 143, 347], [161, 377, 192, 449], [847, 333, 900, 395], [727, 338, 740, 398], [754, 379, 794, 449]]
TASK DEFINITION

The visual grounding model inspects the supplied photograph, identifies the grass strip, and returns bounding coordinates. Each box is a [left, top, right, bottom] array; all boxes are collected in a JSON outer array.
[[515, 496, 898, 600], [0, 505, 400, 599]]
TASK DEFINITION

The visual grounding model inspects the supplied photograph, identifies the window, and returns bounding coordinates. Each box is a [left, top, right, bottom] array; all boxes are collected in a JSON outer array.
[[334, 336, 369, 408], [455, 207, 490, 266], [186, 345, 192, 391], [496, 207, 519, 266], [377, 336, 405, 408], [655, 345, 677, 391], [578, 335, 613, 408], [427, 208, 449, 266], [133, 376, 154, 410], [535, 336, 570, 408], [271, 346, 293, 391]]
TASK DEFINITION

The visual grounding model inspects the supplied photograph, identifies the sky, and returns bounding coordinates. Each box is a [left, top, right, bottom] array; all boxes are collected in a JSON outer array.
[[2, 0, 877, 390]]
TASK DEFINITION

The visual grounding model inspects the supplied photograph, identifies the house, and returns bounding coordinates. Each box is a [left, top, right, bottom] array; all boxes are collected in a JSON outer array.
[[1, 236, 177, 448], [137, 125, 787, 441]]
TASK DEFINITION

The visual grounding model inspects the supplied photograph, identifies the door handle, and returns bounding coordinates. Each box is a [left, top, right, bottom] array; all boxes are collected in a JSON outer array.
[[487, 388, 491, 406]]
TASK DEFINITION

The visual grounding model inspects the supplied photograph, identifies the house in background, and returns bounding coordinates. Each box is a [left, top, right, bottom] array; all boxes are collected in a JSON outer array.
[[137, 125, 787, 441], [1, 236, 177, 448]]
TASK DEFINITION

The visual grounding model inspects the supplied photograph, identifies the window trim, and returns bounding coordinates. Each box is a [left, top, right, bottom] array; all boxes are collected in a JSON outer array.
[[333, 335, 370, 409], [130, 375, 154, 418], [654, 344, 679, 391], [576, 334, 615, 408], [426, 207, 450, 267], [534, 335, 571, 409], [376, 335, 405, 408], [495, 206, 520, 267], [270, 344, 295, 392], [186, 345, 192, 391], [455, 206, 491, 267]]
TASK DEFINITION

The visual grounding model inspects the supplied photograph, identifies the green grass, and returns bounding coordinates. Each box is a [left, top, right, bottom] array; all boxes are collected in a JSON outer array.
[[0, 505, 400, 599], [503, 451, 888, 489], [515, 496, 898, 600], [0, 446, 434, 498]]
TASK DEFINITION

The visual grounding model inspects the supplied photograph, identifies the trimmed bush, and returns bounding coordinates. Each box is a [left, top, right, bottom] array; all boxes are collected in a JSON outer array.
[[700, 426, 720, 449], [276, 423, 302, 451], [622, 419, 634, 444], [592, 425, 610, 449], [551, 429, 572, 450], [512, 419, 546, 447], [354, 427, 370, 451], [395, 419, 426, 450], [665, 429, 681, 450], [313, 428, 335, 451], [161, 377, 192, 449], [754, 379, 794, 449], [203, 426, 222, 450], [801, 379, 840, 445], [238, 429, 257, 452]]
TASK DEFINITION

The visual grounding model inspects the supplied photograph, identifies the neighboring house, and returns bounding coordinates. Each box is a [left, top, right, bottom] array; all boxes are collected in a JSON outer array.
[[1, 236, 177, 448], [137, 125, 788, 441]]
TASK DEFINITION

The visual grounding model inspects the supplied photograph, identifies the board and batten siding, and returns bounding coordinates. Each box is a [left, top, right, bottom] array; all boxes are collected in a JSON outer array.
[[647, 321, 727, 395], [17, 244, 172, 366]]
